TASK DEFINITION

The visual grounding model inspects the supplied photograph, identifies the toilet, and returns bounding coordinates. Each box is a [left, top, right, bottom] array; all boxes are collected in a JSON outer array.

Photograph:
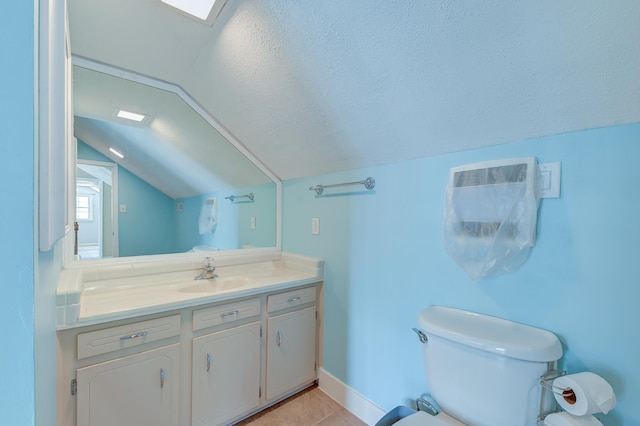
[[411, 306, 563, 426]]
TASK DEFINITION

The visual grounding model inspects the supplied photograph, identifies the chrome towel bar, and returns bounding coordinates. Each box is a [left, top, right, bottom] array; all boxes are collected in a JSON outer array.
[[225, 192, 254, 202], [309, 177, 375, 195]]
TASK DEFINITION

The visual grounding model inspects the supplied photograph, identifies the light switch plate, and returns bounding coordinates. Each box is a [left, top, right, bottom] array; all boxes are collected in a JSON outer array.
[[251, 216, 256, 229], [119, 204, 127, 213], [311, 218, 320, 235], [538, 162, 561, 198]]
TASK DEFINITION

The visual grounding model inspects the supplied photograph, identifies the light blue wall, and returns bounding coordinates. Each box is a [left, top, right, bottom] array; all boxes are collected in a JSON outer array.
[[282, 123, 640, 426], [235, 183, 277, 249], [117, 167, 178, 256], [176, 182, 277, 251], [77, 141, 178, 256], [0, 2, 36, 424]]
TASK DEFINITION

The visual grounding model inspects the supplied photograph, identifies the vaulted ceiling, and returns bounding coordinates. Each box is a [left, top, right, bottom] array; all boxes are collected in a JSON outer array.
[[68, 0, 640, 190]]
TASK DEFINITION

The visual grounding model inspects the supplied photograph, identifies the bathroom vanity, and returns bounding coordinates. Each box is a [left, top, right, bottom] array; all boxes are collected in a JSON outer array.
[[56, 251, 323, 426]]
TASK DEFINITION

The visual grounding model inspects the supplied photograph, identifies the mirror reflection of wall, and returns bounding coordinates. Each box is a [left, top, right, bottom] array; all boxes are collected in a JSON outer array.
[[176, 183, 277, 252], [77, 140, 277, 258], [73, 64, 278, 259]]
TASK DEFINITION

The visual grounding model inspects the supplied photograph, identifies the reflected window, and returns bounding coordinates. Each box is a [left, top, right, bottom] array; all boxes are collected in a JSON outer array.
[[76, 194, 93, 220]]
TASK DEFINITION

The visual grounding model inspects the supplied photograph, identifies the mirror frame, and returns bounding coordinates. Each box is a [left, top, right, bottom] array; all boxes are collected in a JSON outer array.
[[63, 57, 282, 266]]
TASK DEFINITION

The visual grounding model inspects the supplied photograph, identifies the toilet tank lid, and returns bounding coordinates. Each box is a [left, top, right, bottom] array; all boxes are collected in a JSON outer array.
[[418, 306, 562, 362]]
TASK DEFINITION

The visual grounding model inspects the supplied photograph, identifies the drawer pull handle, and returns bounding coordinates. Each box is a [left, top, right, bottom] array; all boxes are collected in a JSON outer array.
[[288, 296, 301, 303], [207, 353, 211, 372], [120, 331, 148, 341], [277, 331, 282, 347], [221, 310, 239, 318], [160, 368, 165, 388]]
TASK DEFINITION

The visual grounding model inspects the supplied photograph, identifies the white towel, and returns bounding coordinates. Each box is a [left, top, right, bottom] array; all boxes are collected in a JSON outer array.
[[198, 198, 217, 235]]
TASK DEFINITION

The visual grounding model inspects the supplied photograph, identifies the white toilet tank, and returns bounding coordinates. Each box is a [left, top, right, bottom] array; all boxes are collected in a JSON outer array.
[[418, 306, 562, 426]]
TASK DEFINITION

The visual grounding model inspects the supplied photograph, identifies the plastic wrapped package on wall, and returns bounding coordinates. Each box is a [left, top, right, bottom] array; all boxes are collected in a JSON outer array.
[[443, 158, 540, 281]]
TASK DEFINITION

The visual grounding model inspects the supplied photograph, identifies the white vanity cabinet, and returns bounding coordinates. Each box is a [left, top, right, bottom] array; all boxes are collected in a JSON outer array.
[[191, 299, 262, 426], [76, 344, 180, 426], [57, 282, 322, 426], [70, 315, 182, 426], [266, 287, 318, 401]]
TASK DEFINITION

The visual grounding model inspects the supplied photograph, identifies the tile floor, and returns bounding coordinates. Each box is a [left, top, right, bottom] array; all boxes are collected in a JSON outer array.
[[235, 385, 367, 426]]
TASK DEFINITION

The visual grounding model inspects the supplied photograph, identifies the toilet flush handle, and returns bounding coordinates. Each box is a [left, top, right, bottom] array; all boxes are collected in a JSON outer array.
[[416, 398, 439, 416], [412, 328, 428, 343]]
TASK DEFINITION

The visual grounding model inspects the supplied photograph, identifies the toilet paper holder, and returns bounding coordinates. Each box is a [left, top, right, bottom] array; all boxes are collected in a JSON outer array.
[[541, 369, 570, 396], [537, 369, 568, 425]]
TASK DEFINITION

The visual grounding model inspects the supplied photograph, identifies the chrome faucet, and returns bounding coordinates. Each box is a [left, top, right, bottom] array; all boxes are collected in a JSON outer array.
[[194, 257, 218, 280]]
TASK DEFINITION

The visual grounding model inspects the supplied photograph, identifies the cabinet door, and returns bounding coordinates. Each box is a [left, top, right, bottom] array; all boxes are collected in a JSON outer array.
[[76, 344, 180, 426], [192, 321, 261, 426], [266, 306, 316, 401]]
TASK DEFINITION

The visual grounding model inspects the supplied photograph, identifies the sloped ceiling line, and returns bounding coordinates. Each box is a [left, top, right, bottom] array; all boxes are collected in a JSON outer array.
[[73, 57, 277, 199]]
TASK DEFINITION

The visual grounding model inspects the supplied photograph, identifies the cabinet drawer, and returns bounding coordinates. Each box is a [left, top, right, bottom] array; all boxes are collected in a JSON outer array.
[[193, 298, 261, 331], [77, 315, 181, 360], [267, 286, 316, 313]]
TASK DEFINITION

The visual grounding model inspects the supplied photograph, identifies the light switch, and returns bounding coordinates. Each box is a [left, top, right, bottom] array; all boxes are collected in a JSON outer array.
[[119, 204, 127, 213], [251, 216, 256, 229], [538, 162, 561, 198], [312, 218, 320, 235]]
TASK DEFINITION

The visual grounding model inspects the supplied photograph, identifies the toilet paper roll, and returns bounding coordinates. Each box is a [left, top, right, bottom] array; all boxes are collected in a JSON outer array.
[[544, 412, 603, 426], [552, 372, 616, 416]]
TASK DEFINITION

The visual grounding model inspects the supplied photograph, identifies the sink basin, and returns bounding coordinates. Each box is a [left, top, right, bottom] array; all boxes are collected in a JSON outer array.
[[177, 276, 252, 293]]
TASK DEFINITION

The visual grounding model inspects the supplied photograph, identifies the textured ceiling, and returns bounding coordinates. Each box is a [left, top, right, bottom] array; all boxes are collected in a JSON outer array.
[[68, 0, 640, 182]]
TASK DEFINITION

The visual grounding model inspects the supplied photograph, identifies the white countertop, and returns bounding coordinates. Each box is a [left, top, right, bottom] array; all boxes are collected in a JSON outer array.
[[57, 251, 323, 329]]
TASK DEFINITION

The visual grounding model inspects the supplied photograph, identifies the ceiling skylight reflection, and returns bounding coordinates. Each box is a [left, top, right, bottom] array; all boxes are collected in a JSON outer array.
[[161, 0, 217, 21], [116, 109, 146, 122]]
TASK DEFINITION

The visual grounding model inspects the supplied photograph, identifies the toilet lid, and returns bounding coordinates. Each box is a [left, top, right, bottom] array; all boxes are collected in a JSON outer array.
[[393, 411, 466, 426]]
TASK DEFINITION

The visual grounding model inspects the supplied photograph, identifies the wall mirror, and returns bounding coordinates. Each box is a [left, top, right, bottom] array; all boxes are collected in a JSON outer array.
[[67, 61, 279, 262]]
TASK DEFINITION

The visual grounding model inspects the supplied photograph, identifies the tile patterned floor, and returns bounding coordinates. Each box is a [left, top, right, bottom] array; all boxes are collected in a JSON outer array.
[[235, 386, 367, 426]]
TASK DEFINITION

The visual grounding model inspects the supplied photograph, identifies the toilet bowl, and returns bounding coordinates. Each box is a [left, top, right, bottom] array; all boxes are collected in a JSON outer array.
[[415, 306, 562, 426]]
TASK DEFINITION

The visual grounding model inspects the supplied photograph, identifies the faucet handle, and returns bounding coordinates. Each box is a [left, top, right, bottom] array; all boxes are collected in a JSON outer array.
[[204, 257, 214, 269]]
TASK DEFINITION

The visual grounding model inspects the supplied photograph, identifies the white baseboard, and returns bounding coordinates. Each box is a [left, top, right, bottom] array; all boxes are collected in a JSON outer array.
[[317, 368, 386, 425]]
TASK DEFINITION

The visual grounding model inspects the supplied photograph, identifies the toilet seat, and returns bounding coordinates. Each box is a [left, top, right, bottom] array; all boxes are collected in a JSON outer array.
[[394, 411, 466, 426]]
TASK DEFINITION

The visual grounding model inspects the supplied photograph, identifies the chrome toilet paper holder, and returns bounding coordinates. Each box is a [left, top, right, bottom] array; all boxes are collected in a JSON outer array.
[[537, 369, 568, 425], [541, 369, 568, 396]]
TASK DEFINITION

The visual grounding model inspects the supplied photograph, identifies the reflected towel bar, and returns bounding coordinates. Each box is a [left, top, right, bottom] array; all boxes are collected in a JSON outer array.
[[225, 193, 254, 202], [309, 177, 375, 195]]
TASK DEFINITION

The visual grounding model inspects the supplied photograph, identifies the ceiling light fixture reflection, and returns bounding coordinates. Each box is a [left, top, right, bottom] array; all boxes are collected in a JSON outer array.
[[116, 109, 146, 122], [109, 148, 124, 159], [161, 0, 217, 20]]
